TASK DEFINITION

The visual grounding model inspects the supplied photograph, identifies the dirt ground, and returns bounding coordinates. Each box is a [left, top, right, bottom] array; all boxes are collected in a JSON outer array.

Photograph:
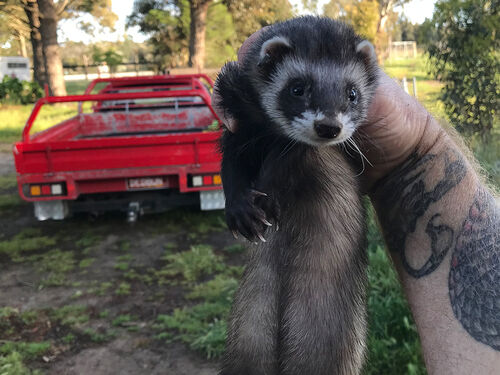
[[0, 150, 242, 374]]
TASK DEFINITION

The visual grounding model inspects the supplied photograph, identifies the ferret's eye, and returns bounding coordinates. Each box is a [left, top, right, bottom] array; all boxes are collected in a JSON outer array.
[[290, 84, 305, 97], [348, 88, 357, 102]]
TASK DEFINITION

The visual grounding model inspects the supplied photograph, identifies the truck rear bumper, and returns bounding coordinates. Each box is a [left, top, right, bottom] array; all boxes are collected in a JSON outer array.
[[32, 189, 225, 221]]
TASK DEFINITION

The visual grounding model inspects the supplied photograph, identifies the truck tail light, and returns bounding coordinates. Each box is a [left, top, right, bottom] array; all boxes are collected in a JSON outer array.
[[26, 183, 66, 197], [189, 174, 222, 187], [192, 176, 203, 187]]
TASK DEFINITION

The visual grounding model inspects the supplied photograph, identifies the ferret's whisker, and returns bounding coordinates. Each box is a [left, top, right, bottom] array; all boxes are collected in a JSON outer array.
[[341, 142, 355, 158], [277, 139, 297, 160], [346, 139, 365, 176], [349, 138, 373, 167]]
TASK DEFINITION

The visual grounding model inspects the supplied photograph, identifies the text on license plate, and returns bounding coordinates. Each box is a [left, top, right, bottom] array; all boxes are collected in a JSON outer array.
[[128, 177, 166, 189]]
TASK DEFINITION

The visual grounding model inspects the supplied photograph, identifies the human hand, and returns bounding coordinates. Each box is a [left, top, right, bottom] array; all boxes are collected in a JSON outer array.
[[212, 29, 444, 191]]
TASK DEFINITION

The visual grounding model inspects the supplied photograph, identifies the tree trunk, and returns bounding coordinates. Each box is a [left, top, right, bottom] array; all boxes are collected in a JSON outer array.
[[377, 13, 389, 33], [376, 0, 396, 34], [37, 0, 66, 96], [19, 35, 28, 57], [188, 0, 211, 70], [24, 0, 46, 86]]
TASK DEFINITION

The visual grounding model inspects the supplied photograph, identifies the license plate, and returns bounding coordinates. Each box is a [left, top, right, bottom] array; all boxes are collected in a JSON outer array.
[[128, 177, 166, 190]]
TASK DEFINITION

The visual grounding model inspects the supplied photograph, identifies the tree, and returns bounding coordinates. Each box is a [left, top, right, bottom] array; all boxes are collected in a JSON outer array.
[[37, 0, 67, 95], [375, 0, 409, 34], [413, 18, 438, 50], [36, 0, 118, 95], [224, 0, 293, 44], [23, 0, 46, 86], [428, 0, 499, 141], [323, 0, 379, 43], [129, 0, 217, 70], [92, 47, 123, 74], [129, 0, 240, 69], [0, 1, 30, 57], [188, 0, 213, 69]]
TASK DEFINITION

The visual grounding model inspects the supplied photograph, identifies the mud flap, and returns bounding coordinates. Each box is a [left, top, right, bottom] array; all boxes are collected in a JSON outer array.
[[34, 200, 69, 220], [200, 190, 225, 210]]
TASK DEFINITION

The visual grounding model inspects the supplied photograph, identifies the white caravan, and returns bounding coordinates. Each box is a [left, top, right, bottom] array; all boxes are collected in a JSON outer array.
[[0, 56, 31, 81]]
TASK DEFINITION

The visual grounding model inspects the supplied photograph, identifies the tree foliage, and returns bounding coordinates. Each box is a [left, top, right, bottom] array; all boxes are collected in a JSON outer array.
[[223, 0, 293, 44], [428, 0, 499, 139], [129, 0, 292, 69], [323, 0, 379, 43], [0, 1, 31, 57], [61, 0, 117, 28], [128, 0, 189, 69], [128, 0, 237, 69]]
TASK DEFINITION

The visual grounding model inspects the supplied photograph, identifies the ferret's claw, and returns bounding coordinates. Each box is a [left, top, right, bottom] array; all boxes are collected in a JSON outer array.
[[275, 223, 279, 232], [257, 233, 267, 243], [250, 189, 267, 197], [261, 218, 272, 227], [232, 230, 239, 239]]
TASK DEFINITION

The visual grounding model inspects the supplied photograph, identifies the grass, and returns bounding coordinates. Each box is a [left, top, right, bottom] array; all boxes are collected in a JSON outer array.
[[35, 249, 76, 287], [383, 55, 447, 121], [0, 351, 42, 375], [157, 244, 225, 284], [49, 305, 89, 327], [0, 194, 23, 211], [0, 80, 91, 143], [0, 342, 51, 361], [115, 282, 132, 296], [0, 174, 17, 190], [0, 229, 57, 262]]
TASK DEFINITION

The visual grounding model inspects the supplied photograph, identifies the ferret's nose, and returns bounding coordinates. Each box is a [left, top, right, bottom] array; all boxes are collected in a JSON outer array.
[[314, 121, 341, 139]]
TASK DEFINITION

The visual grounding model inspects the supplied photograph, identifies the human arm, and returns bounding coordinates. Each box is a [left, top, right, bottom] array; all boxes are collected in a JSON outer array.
[[365, 73, 500, 374]]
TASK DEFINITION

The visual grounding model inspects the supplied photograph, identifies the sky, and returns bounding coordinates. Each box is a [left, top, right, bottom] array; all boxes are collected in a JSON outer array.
[[58, 0, 437, 44]]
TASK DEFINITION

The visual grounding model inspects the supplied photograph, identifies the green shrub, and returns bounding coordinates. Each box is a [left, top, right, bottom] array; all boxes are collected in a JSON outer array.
[[155, 273, 237, 358], [156, 301, 230, 358], [0, 351, 33, 375], [49, 305, 89, 327], [0, 76, 43, 105], [158, 244, 225, 283], [0, 230, 56, 262], [187, 274, 238, 302], [0, 342, 50, 361]]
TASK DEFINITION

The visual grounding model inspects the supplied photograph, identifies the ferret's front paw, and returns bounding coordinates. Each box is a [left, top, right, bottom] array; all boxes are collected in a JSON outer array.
[[225, 189, 278, 242]]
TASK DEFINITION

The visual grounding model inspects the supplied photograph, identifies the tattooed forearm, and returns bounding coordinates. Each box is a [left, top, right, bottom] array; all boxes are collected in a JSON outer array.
[[449, 187, 499, 350], [374, 147, 500, 351], [375, 149, 467, 278]]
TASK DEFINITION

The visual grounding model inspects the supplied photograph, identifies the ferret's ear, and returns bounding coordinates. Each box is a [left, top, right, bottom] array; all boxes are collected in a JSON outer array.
[[356, 40, 377, 65], [258, 36, 292, 68]]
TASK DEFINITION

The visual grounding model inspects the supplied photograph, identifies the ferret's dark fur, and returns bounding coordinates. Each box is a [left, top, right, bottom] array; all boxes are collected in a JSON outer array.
[[215, 17, 378, 375]]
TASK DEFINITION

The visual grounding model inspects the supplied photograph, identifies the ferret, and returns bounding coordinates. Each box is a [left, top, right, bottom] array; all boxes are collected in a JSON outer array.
[[214, 17, 378, 375]]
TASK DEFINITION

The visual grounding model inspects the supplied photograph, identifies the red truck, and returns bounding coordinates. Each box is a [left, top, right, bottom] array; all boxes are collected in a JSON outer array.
[[13, 74, 224, 221]]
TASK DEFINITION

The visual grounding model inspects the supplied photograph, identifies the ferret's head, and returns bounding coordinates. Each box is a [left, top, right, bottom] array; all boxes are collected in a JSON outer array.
[[248, 17, 378, 146]]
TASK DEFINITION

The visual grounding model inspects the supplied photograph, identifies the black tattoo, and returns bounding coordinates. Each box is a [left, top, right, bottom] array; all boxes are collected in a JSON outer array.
[[377, 150, 466, 277], [449, 187, 500, 350]]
